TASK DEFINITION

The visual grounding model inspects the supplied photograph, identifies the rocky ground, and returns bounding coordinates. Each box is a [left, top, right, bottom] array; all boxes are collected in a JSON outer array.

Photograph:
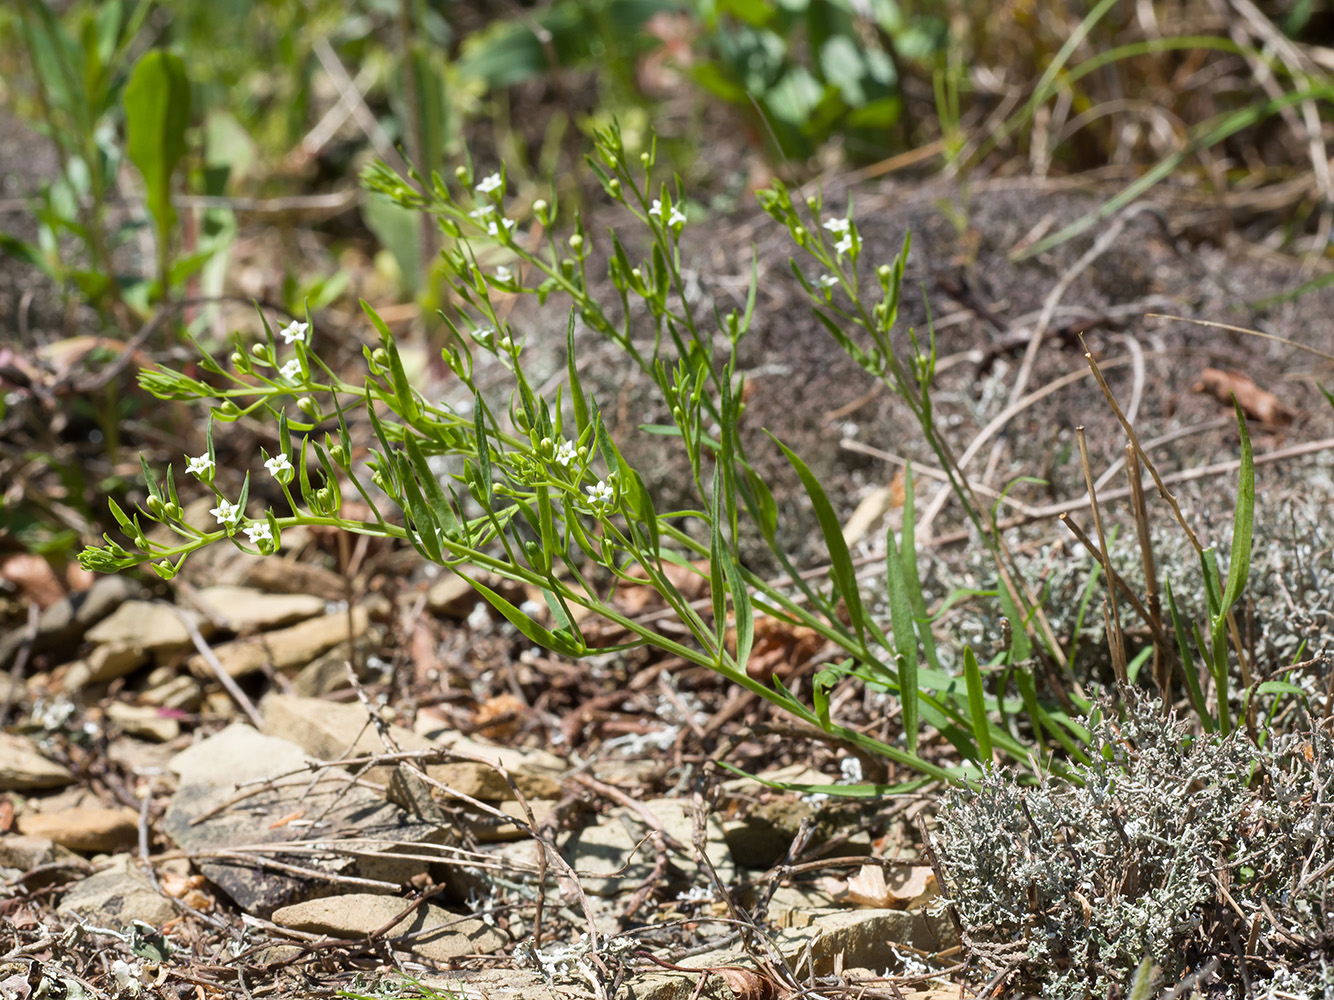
[[6, 131, 1334, 997]]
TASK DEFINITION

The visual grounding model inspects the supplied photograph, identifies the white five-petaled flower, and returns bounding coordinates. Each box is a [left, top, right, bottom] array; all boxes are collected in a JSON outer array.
[[486, 217, 517, 239], [186, 454, 214, 478], [494, 265, 514, 283], [210, 498, 241, 527], [823, 217, 850, 234], [554, 439, 577, 467], [817, 274, 840, 289], [476, 172, 502, 195], [279, 359, 302, 381], [585, 479, 614, 507], [242, 521, 272, 546], [279, 321, 309, 345], [265, 453, 292, 478], [667, 205, 687, 228], [834, 233, 854, 256]]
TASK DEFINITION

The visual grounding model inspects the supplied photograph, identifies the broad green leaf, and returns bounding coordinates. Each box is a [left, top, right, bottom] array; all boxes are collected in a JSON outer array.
[[124, 50, 190, 246]]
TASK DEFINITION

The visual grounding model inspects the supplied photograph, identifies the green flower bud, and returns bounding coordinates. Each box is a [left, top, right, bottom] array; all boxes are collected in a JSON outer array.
[[793, 226, 807, 246], [371, 469, 391, 493], [298, 397, 319, 418], [216, 401, 240, 419], [371, 348, 389, 370], [569, 233, 584, 251], [806, 195, 820, 211], [561, 259, 576, 278], [146, 495, 164, 517], [607, 178, 621, 199], [251, 342, 269, 359], [230, 351, 246, 369], [454, 165, 469, 184], [164, 502, 182, 521], [532, 199, 548, 223], [153, 561, 177, 581], [877, 264, 891, 282], [330, 444, 348, 469]]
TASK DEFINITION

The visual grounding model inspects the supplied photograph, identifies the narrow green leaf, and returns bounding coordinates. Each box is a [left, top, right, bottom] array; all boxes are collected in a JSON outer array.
[[473, 395, 493, 503], [722, 550, 754, 677], [396, 453, 442, 562], [1219, 399, 1254, 614], [963, 647, 992, 765], [885, 523, 919, 757], [405, 435, 463, 542], [899, 467, 940, 672], [770, 433, 866, 645], [466, 573, 583, 657]]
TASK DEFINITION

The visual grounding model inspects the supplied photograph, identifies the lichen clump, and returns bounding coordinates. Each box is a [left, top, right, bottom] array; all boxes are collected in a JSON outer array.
[[935, 696, 1334, 998]]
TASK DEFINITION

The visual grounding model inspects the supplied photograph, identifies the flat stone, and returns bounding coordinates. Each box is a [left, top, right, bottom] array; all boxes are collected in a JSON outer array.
[[264, 693, 566, 801], [270, 892, 506, 961], [562, 797, 735, 898], [776, 905, 956, 964], [57, 853, 176, 928], [85, 600, 208, 655], [60, 643, 150, 691], [291, 632, 380, 696], [0, 834, 56, 870], [195, 585, 326, 633], [0, 575, 136, 670], [163, 724, 451, 918], [138, 674, 201, 711], [240, 557, 347, 602], [188, 608, 369, 678], [106, 702, 180, 742], [18, 807, 138, 854], [0, 733, 74, 790]]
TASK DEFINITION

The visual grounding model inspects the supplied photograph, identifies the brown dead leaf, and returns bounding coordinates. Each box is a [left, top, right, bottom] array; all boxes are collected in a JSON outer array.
[[842, 862, 937, 909], [1191, 368, 1295, 426], [616, 559, 711, 615], [0, 553, 66, 609], [473, 692, 526, 740], [744, 617, 823, 683], [714, 968, 780, 1000]]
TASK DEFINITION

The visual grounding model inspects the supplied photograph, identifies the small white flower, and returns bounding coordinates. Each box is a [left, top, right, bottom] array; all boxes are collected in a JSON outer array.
[[475, 172, 502, 195], [210, 498, 240, 526], [585, 479, 614, 507], [817, 274, 840, 289], [264, 453, 292, 478], [554, 439, 577, 467], [279, 321, 309, 345], [668, 205, 687, 228], [468, 204, 496, 218], [823, 217, 850, 234], [839, 756, 864, 783], [494, 265, 514, 283], [279, 359, 302, 381], [242, 521, 272, 546], [834, 233, 854, 257], [648, 199, 664, 218], [186, 454, 214, 477], [486, 217, 517, 239]]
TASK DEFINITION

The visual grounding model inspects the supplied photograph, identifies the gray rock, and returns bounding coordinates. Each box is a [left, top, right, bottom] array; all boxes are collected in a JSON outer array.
[[195, 585, 326, 633], [85, 600, 208, 654], [0, 834, 56, 870], [0, 733, 74, 790], [0, 576, 139, 669], [270, 892, 507, 962], [17, 806, 139, 854], [57, 853, 176, 928], [162, 724, 452, 918], [562, 797, 735, 898]]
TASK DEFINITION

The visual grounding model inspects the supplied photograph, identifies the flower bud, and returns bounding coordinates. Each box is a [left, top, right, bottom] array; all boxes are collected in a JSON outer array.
[[216, 401, 240, 418], [298, 397, 319, 418], [371, 348, 389, 370], [230, 351, 246, 369], [561, 259, 576, 278], [440, 218, 460, 238], [146, 495, 164, 517], [330, 444, 349, 469], [877, 264, 891, 282], [569, 233, 584, 251], [793, 226, 807, 246], [532, 198, 548, 223], [153, 561, 176, 581], [164, 502, 182, 521], [251, 342, 269, 359], [607, 178, 621, 199], [454, 165, 469, 184]]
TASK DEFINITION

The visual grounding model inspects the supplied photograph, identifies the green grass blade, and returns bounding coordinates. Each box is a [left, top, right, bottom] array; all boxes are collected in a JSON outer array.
[[885, 521, 919, 757], [963, 647, 992, 766]]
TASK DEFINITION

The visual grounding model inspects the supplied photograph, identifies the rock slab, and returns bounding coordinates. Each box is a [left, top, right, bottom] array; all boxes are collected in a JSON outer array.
[[271, 892, 506, 962], [57, 853, 176, 928], [18, 807, 139, 854], [0, 733, 74, 790]]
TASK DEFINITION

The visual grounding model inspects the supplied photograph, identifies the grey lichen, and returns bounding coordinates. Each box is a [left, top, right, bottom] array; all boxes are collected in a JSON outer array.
[[933, 694, 1334, 998]]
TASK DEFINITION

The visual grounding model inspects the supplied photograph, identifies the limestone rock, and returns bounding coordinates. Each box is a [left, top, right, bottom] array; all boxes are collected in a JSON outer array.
[[187, 608, 368, 678], [195, 584, 326, 633], [562, 797, 735, 898], [264, 693, 566, 801], [0, 834, 57, 870], [270, 892, 506, 961], [0, 574, 138, 670], [162, 724, 451, 917], [106, 702, 180, 742], [0, 733, 74, 790], [57, 853, 176, 928], [18, 807, 138, 854], [85, 600, 208, 655]]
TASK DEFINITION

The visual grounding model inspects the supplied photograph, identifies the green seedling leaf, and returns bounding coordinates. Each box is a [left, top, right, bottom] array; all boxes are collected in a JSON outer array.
[[963, 647, 992, 765], [1219, 398, 1254, 614], [405, 435, 463, 543], [770, 433, 866, 645], [124, 50, 190, 248], [885, 522, 919, 757]]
